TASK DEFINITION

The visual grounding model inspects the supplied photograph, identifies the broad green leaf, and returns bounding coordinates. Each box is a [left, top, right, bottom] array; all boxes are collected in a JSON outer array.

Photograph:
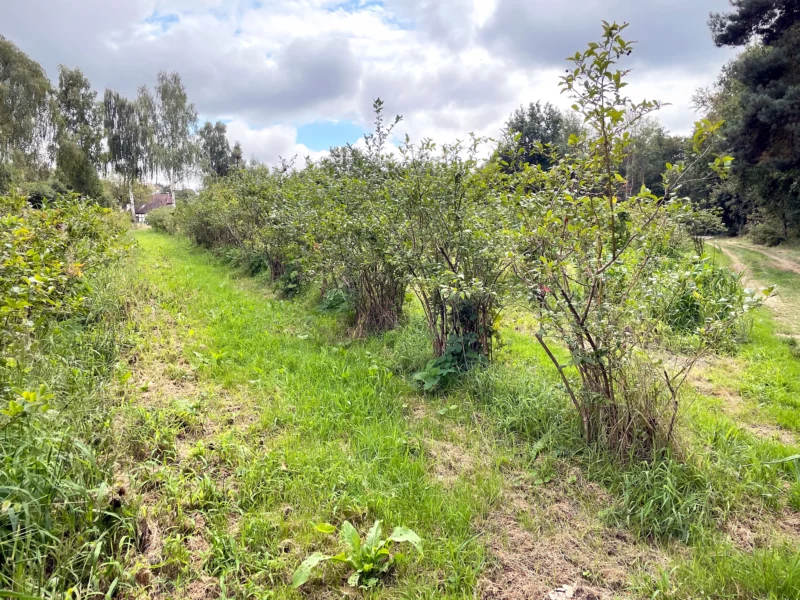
[[292, 552, 328, 588], [364, 520, 383, 552], [388, 526, 423, 556], [315, 522, 336, 534], [762, 454, 800, 466], [341, 521, 361, 554], [328, 551, 350, 564]]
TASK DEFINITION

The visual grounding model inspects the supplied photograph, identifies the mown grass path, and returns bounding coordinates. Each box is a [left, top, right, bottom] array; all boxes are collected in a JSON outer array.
[[126, 230, 510, 599]]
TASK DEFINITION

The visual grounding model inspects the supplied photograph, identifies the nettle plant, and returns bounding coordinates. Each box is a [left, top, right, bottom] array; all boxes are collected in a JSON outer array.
[[514, 22, 753, 455], [394, 138, 515, 387], [293, 520, 422, 590]]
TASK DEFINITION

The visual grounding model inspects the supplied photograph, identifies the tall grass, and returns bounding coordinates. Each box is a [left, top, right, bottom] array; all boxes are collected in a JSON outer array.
[[1, 257, 137, 597]]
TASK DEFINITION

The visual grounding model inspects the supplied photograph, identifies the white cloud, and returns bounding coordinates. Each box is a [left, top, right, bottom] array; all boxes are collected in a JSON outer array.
[[224, 120, 327, 164], [3, 0, 739, 163]]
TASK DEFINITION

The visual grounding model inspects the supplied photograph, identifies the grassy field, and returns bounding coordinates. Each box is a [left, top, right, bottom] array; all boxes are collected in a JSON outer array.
[[115, 230, 800, 599]]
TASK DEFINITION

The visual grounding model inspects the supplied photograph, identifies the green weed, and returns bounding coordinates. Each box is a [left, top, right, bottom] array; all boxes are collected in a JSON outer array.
[[293, 520, 422, 589]]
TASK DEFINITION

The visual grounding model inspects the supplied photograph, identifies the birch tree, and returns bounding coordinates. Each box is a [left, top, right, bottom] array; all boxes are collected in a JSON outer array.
[[104, 87, 155, 219], [154, 71, 197, 201]]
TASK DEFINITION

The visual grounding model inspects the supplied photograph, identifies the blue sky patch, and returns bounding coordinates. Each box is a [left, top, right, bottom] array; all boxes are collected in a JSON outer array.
[[328, 0, 383, 13], [297, 121, 365, 151], [144, 11, 180, 32]]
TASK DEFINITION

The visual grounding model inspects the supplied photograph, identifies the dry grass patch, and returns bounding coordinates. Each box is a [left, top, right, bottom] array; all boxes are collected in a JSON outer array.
[[478, 470, 669, 600]]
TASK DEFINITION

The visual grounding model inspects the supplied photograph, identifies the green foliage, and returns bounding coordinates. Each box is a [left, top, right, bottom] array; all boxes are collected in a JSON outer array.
[[498, 101, 581, 172], [312, 100, 408, 334], [104, 87, 157, 218], [154, 71, 198, 192], [609, 456, 714, 541], [0, 193, 128, 366], [512, 23, 748, 455], [0, 194, 132, 596], [705, 1, 800, 239], [293, 520, 422, 589], [413, 333, 485, 391], [620, 118, 686, 197], [646, 541, 800, 599], [1, 388, 136, 596], [392, 137, 513, 360], [55, 139, 103, 198], [652, 257, 761, 347], [318, 286, 354, 314], [274, 260, 304, 298], [231, 141, 243, 170], [21, 179, 69, 208], [54, 66, 103, 197], [678, 206, 726, 255], [0, 35, 53, 165], [178, 163, 314, 289], [198, 120, 231, 180], [749, 218, 788, 247], [146, 205, 176, 233]]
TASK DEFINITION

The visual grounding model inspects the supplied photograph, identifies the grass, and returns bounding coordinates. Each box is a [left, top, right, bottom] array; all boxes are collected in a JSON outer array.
[[706, 241, 800, 432], [121, 231, 508, 598], [20, 229, 796, 599], [0, 265, 140, 597]]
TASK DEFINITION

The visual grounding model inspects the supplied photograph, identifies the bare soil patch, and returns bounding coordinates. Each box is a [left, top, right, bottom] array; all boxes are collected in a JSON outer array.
[[745, 423, 797, 445], [725, 508, 800, 552]]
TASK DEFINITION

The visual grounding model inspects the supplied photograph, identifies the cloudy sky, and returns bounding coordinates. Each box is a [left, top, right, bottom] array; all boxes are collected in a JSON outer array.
[[5, 0, 738, 164]]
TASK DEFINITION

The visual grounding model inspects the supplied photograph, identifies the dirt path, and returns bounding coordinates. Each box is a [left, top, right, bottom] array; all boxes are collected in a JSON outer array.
[[722, 239, 800, 275], [711, 240, 774, 297], [713, 237, 800, 338], [712, 242, 748, 277]]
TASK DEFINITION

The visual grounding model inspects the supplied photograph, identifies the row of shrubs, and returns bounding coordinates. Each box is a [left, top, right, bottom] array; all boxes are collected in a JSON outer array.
[[1, 194, 129, 365], [0, 193, 133, 596], [156, 25, 759, 458]]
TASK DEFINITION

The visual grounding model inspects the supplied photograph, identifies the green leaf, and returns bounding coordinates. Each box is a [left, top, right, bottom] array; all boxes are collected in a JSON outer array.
[[292, 552, 329, 588], [364, 520, 383, 552], [388, 526, 423, 557], [315, 522, 336, 534], [341, 520, 361, 554], [328, 551, 350, 564], [762, 454, 800, 466]]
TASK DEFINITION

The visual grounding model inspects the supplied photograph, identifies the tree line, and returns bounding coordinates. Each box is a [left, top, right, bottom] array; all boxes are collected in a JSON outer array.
[[0, 35, 244, 213], [690, 0, 799, 243]]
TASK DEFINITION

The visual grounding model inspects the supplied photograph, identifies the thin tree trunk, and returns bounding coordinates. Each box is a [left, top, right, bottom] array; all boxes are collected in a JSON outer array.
[[129, 181, 136, 222]]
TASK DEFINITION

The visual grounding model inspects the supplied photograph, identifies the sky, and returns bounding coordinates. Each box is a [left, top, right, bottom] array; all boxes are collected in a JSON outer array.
[[4, 0, 739, 165]]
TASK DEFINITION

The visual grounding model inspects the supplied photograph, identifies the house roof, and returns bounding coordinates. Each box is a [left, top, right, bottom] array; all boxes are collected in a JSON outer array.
[[136, 194, 173, 214]]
